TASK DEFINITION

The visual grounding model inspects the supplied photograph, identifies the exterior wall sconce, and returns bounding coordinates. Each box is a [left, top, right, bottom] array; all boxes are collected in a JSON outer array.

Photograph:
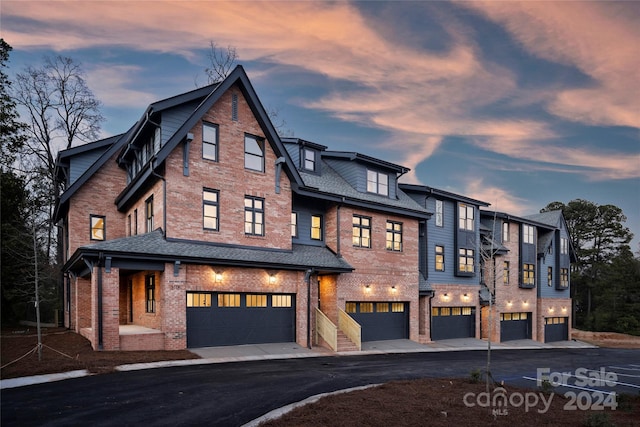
[[212, 268, 223, 283], [365, 285, 371, 293], [507, 300, 513, 307], [548, 307, 554, 313], [269, 274, 277, 285], [442, 293, 449, 302], [522, 300, 529, 307], [561, 306, 567, 313], [391, 285, 397, 293], [462, 293, 469, 302]]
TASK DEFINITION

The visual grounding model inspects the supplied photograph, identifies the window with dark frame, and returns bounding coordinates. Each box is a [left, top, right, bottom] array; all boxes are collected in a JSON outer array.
[[291, 212, 298, 238], [303, 148, 316, 171], [386, 221, 403, 251], [548, 266, 553, 286], [202, 122, 218, 161], [90, 215, 105, 241], [435, 245, 445, 271], [244, 196, 264, 236], [134, 209, 138, 235], [561, 237, 568, 254], [145, 196, 154, 232], [352, 215, 371, 248], [458, 248, 474, 273], [503, 261, 510, 284], [127, 214, 132, 236], [560, 268, 569, 288], [203, 188, 219, 230], [523, 263, 535, 286], [311, 214, 323, 240], [145, 275, 156, 313], [244, 134, 264, 172]]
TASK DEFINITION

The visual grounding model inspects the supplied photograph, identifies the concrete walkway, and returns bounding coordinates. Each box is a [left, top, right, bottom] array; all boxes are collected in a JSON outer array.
[[1, 338, 596, 390]]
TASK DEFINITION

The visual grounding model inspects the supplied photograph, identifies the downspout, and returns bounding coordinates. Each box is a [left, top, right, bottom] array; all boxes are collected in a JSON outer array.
[[428, 291, 434, 341], [150, 159, 167, 237], [336, 200, 344, 257], [305, 268, 315, 349], [275, 157, 285, 194], [97, 252, 104, 350]]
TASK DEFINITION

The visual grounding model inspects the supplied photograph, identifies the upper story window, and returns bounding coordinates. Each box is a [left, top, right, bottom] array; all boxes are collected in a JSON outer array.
[[127, 214, 132, 237], [202, 122, 218, 161], [435, 245, 445, 271], [291, 212, 298, 238], [547, 267, 553, 286], [311, 214, 323, 241], [523, 263, 535, 286], [459, 204, 474, 231], [303, 148, 317, 172], [523, 224, 534, 244], [134, 209, 138, 235], [503, 261, 510, 284], [244, 196, 264, 236], [560, 268, 569, 288], [203, 188, 219, 231], [145, 196, 154, 232], [352, 215, 372, 248], [244, 134, 264, 172], [502, 222, 509, 242], [90, 215, 105, 241], [386, 221, 403, 252], [560, 237, 568, 254], [367, 170, 388, 196], [435, 200, 443, 227], [458, 248, 474, 273]]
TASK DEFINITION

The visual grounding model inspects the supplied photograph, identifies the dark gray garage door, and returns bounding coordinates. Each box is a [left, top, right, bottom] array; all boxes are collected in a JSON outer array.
[[500, 312, 532, 341], [544, 317, 569, 342], [345, 302, 409, 341], [431, 307, 476, 340], [186, 292, 295, 348]]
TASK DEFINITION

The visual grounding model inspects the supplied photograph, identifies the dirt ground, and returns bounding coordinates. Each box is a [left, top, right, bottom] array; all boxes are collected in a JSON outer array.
[[2, 327, 639, 426]]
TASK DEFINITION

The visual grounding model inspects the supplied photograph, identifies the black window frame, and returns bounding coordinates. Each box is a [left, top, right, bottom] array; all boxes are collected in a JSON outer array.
[[203, 188, 220, 231], [435, 245, 445, 271], [244, 196, 265, 236], [202, 121, 219, 162], [366, 170, 389, 196], [386, 220, 403, 252], [145, 274, 156, 313], [310, 214, 323, 241], [352, 215, 372, 248], [90, 214, 106, 241], [244, 134, 265, 172], [145, 196, 154, 232]]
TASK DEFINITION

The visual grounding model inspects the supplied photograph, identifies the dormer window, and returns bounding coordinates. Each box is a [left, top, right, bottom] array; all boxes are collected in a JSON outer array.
[[367, 170, 388, 196], [303, 148, 317, 172]]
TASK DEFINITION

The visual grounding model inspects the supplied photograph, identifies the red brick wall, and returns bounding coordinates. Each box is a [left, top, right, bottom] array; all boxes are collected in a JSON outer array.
[[431, 283, 480, 339], [537, 298, 572, 342], [66, 152, 127, 257], [163, 84, 292, 250]]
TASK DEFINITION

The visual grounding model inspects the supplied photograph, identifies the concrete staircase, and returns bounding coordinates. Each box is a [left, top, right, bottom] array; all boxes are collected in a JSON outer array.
[[337, 330, 359, 352]]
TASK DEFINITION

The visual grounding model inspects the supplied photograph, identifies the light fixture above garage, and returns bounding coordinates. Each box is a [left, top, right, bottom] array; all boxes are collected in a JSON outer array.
[[365, 285, 371, 293], [212, 268, 223, 283], [391, 286, 397, 293], [269, 273, 277, 285]]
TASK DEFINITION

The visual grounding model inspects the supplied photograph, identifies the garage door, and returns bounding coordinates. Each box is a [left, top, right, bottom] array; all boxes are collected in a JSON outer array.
[[186, 292, 295, 348], [544, 317, 568, 342], [500, 312, 532, 341], [431, 307, 476, 340], [345, 302, 409, 342]]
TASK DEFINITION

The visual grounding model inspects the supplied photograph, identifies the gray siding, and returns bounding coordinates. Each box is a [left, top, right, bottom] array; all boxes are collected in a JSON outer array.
[[325, 159, 398, 199], [160, 101, 201, 145], [292, 203, 325, 246], [69, 148, 108, 185]]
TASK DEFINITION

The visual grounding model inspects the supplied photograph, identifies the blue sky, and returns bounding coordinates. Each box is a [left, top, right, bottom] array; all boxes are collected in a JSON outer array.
[[3, 1, 639, 249]]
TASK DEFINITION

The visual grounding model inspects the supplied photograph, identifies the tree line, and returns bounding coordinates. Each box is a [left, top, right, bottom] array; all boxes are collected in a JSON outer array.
[[1, 39, 638, 335]]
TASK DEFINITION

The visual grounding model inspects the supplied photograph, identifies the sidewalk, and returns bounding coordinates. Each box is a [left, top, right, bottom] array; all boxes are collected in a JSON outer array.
[[0, 338, 596, 390]]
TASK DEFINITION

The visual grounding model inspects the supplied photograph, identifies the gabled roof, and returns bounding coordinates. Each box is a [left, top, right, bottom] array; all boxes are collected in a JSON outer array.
[[54, 128, 135, 222], [115, 65, 302, 210], [524, 210, 563, 227], [65, 229, 353, 274], [399, 184, 491, 207], [479, 209, 555, 230], [296, 160, 430, 218]]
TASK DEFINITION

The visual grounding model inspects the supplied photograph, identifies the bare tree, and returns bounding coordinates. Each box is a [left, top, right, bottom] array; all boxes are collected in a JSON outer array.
[[205, 42, 238, 84], [13, 55, 104, 260]]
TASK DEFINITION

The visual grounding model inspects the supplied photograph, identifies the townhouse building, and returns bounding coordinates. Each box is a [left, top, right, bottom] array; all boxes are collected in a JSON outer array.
[[478, 210, 574, 342], [55, 65, 573, 351]]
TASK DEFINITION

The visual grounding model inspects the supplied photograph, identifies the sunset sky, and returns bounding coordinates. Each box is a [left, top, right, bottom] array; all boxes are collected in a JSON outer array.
[[3, 1, 639, 248]]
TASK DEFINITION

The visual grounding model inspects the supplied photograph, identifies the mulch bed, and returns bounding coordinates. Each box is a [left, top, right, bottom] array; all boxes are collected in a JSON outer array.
[[1, 327, 199, 379]]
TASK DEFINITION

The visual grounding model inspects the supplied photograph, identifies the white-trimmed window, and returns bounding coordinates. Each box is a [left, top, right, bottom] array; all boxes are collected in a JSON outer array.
[[291, 212, 298, 238], [459, 203, 474, 231], [523, 224, 535, 244], [435, 200, 443, 227], [502, 222, 509, 242], [303, 148, 316, 172], [560, 237, 568, 254], [367, 170, 388, 196]]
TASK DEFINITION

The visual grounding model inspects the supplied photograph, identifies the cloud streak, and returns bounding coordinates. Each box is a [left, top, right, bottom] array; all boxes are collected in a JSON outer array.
[[4, 1, 638, 184]]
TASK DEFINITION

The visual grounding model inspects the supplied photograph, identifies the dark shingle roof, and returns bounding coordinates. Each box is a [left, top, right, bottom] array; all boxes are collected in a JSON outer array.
[[70, 229, 352, 272], [524, 210, 562, 227], [299, 161, 429, 216]]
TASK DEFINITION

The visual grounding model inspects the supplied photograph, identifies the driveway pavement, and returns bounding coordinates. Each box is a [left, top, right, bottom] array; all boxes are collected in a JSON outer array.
[[0, 338, 595, 390]]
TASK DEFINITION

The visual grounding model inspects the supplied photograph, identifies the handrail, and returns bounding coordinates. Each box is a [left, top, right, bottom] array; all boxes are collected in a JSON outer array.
[[315, 308, 337, 351], [338, 309, 361, 351]]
